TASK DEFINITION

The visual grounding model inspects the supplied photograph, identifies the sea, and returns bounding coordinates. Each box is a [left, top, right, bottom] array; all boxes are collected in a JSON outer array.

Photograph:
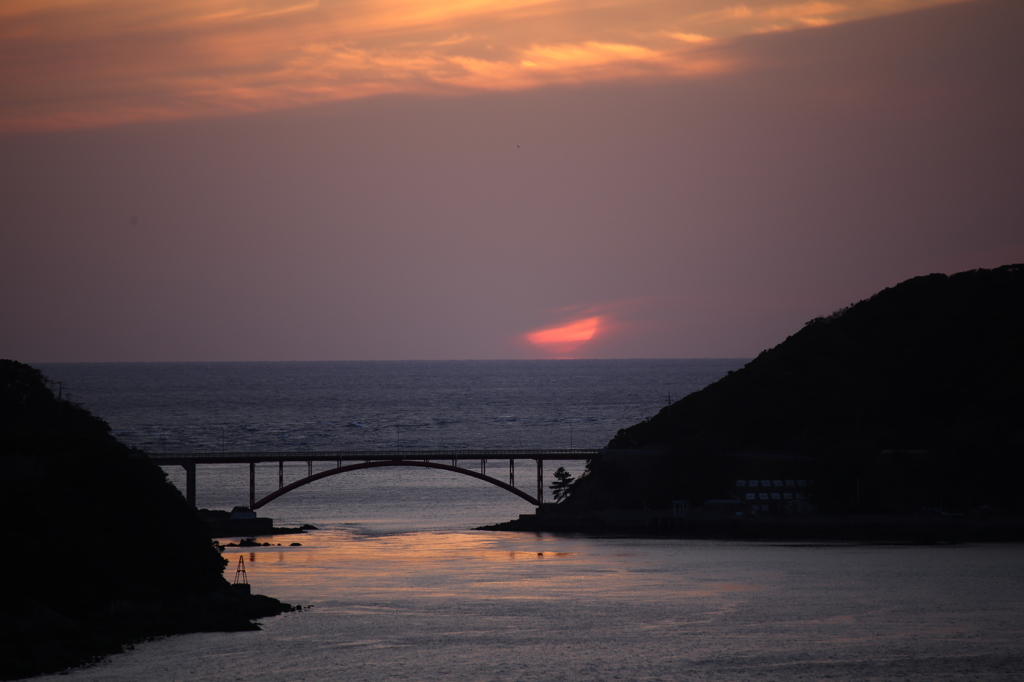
[[31, 360, 1024, 681]]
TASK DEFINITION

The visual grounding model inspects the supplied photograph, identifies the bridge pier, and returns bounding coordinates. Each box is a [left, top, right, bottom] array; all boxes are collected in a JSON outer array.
[[249, 461, 256, 508], [181, 461, 196, 508], [509, 459, 514, 487], [536, 459, 543, 504], [279, 460, 284, 490]]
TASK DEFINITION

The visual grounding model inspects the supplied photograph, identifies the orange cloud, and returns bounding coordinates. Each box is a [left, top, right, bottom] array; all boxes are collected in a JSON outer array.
[[526, 316, 602, 355], [666, 32, 715, 43], [0, 0, 967, 132]]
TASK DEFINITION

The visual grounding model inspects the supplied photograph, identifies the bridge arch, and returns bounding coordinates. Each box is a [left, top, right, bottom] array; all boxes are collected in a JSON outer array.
[[251, 459, 540, 510]]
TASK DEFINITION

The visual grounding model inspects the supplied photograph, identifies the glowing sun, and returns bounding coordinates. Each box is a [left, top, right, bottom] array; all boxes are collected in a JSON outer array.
[[526, 316, 601, 355]]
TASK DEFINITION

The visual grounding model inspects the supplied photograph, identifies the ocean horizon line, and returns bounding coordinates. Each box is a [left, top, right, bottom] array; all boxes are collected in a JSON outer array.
[[31, 357, 751, 365]]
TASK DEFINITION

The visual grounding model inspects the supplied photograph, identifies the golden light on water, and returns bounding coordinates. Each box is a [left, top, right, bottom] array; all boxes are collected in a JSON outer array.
[[0, 0, 964, 131], [222, 531, 598, 602], [220, 529, 764, 604]]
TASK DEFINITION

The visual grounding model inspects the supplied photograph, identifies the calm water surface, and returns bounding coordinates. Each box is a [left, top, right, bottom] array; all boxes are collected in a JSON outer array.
[[43, 531, 1024, 682], [33, 361, 1024, 681]]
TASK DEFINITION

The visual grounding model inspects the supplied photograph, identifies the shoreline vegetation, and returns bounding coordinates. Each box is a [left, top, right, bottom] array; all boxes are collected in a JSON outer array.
[[0, 360, 295, 681], [485, 265, 1024, 541]]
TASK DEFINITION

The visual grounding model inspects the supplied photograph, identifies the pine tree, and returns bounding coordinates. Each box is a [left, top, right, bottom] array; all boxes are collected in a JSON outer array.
[[549, 466, 575, 502]]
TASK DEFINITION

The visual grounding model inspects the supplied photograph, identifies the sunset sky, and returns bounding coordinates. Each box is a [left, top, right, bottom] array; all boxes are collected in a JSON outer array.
[[2, 0, 1022, 361]]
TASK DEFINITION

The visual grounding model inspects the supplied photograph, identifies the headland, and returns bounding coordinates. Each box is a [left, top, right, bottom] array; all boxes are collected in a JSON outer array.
[[0, 360, 295, 681]]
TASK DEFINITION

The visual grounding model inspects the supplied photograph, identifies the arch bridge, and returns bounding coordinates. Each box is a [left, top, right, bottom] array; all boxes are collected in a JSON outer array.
[[148, 449, 601, 509]]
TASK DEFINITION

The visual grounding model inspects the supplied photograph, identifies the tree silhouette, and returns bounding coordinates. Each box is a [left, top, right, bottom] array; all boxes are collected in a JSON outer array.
[[550, 466, 575, 502]]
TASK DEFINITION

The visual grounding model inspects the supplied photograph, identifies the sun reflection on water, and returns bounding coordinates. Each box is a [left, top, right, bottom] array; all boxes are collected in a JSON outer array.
[[220, 528, 770, 606]]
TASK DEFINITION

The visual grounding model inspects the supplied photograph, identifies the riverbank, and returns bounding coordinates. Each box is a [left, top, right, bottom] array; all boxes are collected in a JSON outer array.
[[480, 511, 1024, 543]]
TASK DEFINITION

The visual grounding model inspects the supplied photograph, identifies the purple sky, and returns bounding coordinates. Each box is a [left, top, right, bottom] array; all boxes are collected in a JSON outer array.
[[1, 0, 1022, 361]]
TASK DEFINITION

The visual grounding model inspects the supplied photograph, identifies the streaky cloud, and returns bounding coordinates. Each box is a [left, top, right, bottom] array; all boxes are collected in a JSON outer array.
[[0, 0, 964, 132]]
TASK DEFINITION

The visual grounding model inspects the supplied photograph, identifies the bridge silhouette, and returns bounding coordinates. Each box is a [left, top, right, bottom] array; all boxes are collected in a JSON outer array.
[[148, 449, 602, 509]]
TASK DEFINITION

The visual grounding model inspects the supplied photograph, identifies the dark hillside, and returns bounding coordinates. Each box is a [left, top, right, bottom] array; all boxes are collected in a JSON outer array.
[[567, 265, 1024, 515], [0, 360, 290, 680]]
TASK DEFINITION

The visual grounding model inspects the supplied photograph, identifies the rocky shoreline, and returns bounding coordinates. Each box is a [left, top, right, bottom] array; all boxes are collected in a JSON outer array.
[[197, 507, 319, 538], [480, 510, 1024, 544]]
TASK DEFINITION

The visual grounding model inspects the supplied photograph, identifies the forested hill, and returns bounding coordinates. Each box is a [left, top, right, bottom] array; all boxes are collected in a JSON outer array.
[[0, 360, 289, 680], [569, 264, 1024, 514]]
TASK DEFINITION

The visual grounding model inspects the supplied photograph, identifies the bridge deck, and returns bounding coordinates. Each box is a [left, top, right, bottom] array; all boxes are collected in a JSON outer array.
[[147, 448, 602, 465]]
